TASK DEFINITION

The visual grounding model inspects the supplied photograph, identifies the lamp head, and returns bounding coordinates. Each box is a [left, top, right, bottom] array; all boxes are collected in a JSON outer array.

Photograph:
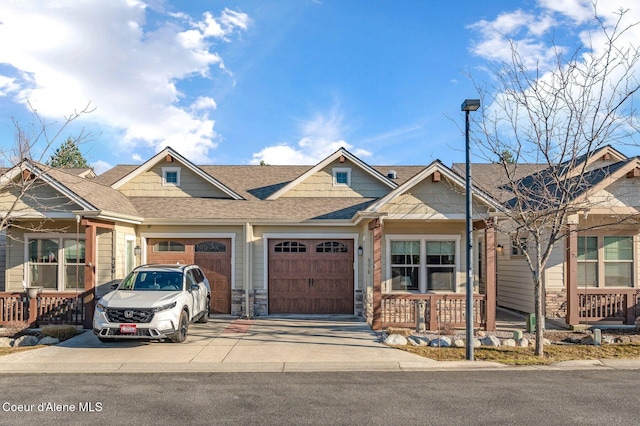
[[461, 99, 480, 112]]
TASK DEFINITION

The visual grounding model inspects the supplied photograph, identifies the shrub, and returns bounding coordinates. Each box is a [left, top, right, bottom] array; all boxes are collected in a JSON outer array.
[[0, 321, 29, 337], [40, 325, 78, 340]]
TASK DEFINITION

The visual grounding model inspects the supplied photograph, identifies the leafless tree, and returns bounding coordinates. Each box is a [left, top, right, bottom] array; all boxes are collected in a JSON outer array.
[[0, 101, 93, 236], [469, 6, 640, 356]]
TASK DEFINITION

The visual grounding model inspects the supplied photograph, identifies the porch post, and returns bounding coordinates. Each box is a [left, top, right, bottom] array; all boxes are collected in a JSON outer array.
[[370, 219, 383, 330], [484, 225, 496, 331], [565, 223, 579, 325], [83, 223, 97, 329]]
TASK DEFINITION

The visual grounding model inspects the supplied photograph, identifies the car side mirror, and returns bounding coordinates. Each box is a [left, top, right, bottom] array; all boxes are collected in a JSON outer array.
[[190, 284, 200, 292], [111, 283, 119, 290]]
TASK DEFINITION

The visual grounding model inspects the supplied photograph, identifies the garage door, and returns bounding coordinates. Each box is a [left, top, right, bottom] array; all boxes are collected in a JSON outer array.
[[147, 238, 232, 314], [268, 239, 354, 314]]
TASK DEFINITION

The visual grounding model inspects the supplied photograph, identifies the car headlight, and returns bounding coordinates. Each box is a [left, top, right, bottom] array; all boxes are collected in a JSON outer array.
[[96, 302, 107, 312], [151, 301, 177, 312]]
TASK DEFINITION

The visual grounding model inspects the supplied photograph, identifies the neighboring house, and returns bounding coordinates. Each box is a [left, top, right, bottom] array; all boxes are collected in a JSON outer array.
[[0, 147, 500, 330]]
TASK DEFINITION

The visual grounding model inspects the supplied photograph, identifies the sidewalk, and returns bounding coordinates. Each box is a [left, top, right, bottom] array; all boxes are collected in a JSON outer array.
[[1, 316, 639, 373]]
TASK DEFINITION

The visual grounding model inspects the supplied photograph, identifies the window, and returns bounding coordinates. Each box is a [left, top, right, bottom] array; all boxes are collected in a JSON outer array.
[[387, 236, 458, 293], [511, 238, 527, 256], [390, 241, 419, 291], [332, 168, 351, 187], [27, 236, 85, 291], [162, 167, 181, 186], [274, 241, 306, 253], [316, 241, 348, 253], [577, 235, 633, 288], [154, 241, 185, 252], [195, 241, 226, 253]]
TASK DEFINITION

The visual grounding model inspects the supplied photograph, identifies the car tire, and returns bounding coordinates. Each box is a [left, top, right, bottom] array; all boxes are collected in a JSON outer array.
[[170, 310, 189, 343], [197, 298, 210, 323]]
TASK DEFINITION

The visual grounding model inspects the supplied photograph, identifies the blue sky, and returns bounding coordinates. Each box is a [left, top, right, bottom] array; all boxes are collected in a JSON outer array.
[[1, 0, 639, 174]]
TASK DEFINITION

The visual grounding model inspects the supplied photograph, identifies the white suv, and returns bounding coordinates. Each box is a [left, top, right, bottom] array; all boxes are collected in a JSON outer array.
[[93, 264, 210, 343]]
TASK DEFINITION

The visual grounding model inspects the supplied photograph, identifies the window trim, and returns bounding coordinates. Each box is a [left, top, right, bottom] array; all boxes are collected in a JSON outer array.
[[332, 167, 351, 187], [577, 234, 636, 288], [162, 166, 181, 186], [25, 233, 86, 292], [385, 234, 460, 293]]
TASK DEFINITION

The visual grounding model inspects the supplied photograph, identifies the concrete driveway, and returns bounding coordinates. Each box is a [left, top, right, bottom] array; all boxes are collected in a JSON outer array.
[[0, 316, 462, 373]]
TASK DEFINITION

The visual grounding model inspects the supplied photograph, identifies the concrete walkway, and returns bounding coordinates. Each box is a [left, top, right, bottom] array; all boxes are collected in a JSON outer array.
[[1, 315, 639, 373]]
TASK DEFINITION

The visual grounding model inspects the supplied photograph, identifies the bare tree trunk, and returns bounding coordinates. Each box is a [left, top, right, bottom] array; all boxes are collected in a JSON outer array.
[[533, 272, 544, 356]]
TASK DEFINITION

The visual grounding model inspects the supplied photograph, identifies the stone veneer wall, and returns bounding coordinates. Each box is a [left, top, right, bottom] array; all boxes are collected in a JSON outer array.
[[363, 287, 373, 325], [545, 289, 567, 319]]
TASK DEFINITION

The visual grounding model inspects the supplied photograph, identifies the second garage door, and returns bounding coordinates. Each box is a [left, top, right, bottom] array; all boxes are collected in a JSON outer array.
[[268, 239, 354, 314]]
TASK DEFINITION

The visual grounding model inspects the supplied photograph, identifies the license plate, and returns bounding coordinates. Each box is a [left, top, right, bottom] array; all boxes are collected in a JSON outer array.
[[120, 324, 137, 334]]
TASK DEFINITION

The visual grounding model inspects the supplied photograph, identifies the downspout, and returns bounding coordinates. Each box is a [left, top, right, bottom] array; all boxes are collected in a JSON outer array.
[[244, 222, 253, 318]]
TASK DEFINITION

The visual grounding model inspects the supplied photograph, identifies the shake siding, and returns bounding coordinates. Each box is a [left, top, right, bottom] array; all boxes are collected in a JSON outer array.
[[118, 163, 228, 198], [0, 183, 80, 213], [584, 159, 620, 173], [588, 179, 640, 207], [280, 161, 390, 198]]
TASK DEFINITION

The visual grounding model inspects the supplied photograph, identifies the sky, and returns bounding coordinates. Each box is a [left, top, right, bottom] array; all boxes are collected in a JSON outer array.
[[0, 0, 639, 174]]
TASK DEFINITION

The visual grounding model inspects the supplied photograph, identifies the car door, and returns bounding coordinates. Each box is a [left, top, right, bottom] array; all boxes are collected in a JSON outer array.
[[186, 269, 204, 318]]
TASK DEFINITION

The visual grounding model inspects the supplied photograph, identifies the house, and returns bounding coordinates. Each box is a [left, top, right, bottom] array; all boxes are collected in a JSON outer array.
[[0, 147, 500, 330], [1, 145, 636, 331]]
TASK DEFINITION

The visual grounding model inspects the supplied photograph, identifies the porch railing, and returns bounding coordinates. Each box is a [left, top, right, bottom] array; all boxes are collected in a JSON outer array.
[[0, 291, 88, 327], [380, 293, 488, 330], [577, 288, 640, 324]]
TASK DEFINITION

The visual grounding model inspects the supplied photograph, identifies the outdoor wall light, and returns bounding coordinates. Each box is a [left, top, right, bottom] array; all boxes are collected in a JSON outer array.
[[134, 245, 142, 256], [358, 246, 363, 255], [496, 244, 504, 253]]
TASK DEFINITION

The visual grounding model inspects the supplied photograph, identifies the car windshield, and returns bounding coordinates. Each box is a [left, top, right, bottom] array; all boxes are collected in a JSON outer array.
[[118, 270, 184, 291]]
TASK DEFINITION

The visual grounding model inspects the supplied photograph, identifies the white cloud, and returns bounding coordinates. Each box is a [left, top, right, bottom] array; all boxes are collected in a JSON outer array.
[[91, 160, 113, 175], [0, 0, 250, 163], [251, 108, 371, 165]]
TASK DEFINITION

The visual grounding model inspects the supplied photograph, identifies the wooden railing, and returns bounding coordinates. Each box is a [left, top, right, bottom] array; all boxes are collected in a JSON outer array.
[[577, 288, 640, 324], [380, 293, 490, 330], [0, 291, 88, 327]]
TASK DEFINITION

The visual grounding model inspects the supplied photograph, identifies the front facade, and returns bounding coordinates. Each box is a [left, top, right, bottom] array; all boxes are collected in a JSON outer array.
[[4, 145, 637, 330]]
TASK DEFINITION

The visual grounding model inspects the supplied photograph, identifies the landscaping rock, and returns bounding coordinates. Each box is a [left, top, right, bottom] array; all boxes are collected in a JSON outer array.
[[429, 337, 451, 347], [453, 339, 465, 348], [501, 338, 516, 347], [475, 330, 486, 338], [38, 336, 60, 346], [480, 335, 501, 347], [518, 338, 529, 347], [384, 334, 408, 346], [408, 336, 430, 346], [0, 337, 14, 347], [473, 338, 482, 348], [13, 335, 39, 347]]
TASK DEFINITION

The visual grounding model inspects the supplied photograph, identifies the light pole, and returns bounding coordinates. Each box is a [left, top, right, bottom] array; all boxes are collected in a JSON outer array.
[[461, 98, 480, 361]]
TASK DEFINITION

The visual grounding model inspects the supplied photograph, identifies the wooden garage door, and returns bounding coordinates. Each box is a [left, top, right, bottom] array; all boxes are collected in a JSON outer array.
[[268, 239, 354, 314], [147, 238, 232, 314]]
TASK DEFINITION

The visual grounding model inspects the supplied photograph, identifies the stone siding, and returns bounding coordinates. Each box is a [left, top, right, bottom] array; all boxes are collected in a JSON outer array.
[[545, 289, 567, 319]]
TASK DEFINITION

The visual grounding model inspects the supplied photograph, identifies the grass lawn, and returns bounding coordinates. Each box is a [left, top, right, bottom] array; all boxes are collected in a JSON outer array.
[[394, 343, 640, 365]]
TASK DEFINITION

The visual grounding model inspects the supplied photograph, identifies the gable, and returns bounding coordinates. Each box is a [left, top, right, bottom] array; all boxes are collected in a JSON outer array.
[[378, 176, 489, 217], [587, 173, 640, 208], [0, 179, 83, 216], [118, 162, 231, 198], [279, 159, 392, 198]]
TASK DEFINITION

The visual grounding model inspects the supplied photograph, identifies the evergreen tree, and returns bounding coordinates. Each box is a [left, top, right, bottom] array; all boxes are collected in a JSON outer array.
[[47, 138, 90, 168]]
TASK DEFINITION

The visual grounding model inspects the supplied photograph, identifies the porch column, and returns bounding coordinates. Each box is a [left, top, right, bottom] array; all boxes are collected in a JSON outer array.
[[484, 225, 496, 331], [565, 222, 579, 325], [83, 222, 97, 329], [370, 219, 383, 330]]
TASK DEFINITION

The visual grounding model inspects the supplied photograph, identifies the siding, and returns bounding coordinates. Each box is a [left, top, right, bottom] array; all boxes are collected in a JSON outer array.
[[0, 182, 80, 214], [496, 234, 535, 313], [281, 160, 391, 198], [0, 231, 5, 291], [119, 163, 229, 198], [588, 178, 640, 207], [96, 229, 114, 286]]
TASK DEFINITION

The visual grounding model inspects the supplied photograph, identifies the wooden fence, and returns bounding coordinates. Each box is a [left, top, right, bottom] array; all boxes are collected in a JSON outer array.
[[0, 291, 88, 327], [380, 294, 490, 330], [577, 288, 640, 324]]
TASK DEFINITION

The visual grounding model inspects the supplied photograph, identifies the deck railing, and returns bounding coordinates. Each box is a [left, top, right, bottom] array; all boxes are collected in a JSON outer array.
[[380, 293, 488, 330], [577, 288, 640, 324], [0, 291, 88, 327]]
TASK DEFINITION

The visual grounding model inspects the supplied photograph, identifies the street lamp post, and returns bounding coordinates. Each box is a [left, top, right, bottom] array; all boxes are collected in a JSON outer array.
[[461, 98, 480, 361]]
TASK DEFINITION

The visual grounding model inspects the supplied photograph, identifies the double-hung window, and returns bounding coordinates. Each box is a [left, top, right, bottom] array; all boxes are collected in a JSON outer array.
[[27, 235, 85, 291], [387, 236, 459, 292], [577, 235, 633, 288]]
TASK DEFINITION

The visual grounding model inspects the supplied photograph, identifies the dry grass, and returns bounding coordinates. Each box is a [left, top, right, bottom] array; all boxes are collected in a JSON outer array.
[[40, 325, 78, 340], [395, 343, 640, 365], [0, 346, 41, 357]]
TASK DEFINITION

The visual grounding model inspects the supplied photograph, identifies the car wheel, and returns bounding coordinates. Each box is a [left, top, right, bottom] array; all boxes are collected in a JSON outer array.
[[170, 310, 189, 343], [197, 298, 210, 323]]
